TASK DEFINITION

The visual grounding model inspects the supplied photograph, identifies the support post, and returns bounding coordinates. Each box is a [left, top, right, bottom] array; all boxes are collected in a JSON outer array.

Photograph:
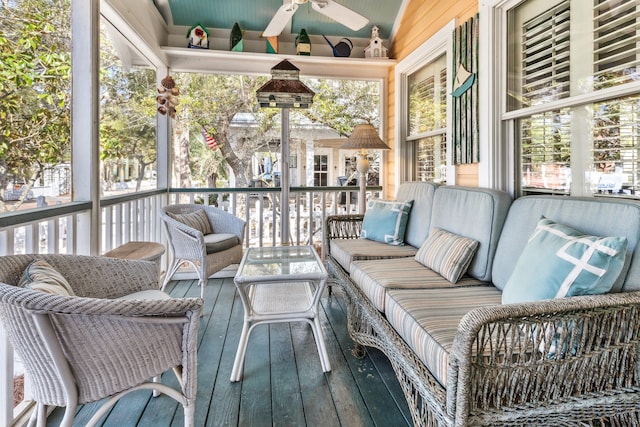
[[281, 108, 290, 245]]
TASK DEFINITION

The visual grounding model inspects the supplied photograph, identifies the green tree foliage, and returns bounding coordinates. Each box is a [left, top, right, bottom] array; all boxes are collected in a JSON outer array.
[[0, 0, 381, 207], [174, 73, 275, 187], [174, 73, 379, 188], [0, 0, 71, 210], [304, 78, 380, 135], [99, 24, 156, 192]]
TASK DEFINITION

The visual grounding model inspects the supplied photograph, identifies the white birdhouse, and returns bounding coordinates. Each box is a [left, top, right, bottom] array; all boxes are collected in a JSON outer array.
[[364, 26, 388, 59]]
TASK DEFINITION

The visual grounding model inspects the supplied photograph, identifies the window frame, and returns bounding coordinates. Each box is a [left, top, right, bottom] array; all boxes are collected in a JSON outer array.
[[481, 0, 640, 197], [395, 20, 456, 185]]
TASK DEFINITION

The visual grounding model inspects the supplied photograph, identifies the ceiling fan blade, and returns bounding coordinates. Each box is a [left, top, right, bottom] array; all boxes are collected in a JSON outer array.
[[263, 3, 298, 37], [311, 0, 369, 31]]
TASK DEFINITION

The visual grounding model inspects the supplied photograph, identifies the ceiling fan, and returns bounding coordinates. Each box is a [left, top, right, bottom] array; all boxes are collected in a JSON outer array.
[[263, 0, 369, 37]]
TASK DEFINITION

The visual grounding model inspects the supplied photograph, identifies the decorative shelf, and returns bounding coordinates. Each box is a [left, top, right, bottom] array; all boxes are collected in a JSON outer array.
[[161, 46, 396, 79]]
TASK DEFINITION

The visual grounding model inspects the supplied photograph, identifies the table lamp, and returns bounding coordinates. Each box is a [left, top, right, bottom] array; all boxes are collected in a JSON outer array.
[[340, 124, 390, 213]]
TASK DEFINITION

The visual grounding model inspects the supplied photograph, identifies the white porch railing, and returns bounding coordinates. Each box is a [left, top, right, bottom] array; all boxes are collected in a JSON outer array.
[[167, 186, 371, 257], [0, 184, 376, 425]]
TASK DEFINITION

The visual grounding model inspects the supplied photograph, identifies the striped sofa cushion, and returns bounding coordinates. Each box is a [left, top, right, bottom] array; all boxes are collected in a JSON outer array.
[[385, 286, 502, 386], [414, 228, 479, 283], [330, 238, 418, 273], [350, 257, 486, 312]]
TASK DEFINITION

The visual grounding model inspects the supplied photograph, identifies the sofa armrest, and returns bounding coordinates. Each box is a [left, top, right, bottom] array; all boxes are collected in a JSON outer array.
[[325, 214, 364, 242], [447, 291, 640, 425]]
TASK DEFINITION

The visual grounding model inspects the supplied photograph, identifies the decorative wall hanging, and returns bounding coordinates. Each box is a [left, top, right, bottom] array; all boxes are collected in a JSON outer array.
[[187, 23, 209, 49], [452, 14, 479, 164], [157, 75, 180, 118]]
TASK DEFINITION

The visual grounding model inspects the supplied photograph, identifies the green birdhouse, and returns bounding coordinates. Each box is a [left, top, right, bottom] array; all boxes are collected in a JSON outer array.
[[295, 29, 311, 56], [230, 22, 243, 52]]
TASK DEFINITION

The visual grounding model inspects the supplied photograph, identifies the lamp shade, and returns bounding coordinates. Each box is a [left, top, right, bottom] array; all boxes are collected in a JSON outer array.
[[340, 124, 390, 150]]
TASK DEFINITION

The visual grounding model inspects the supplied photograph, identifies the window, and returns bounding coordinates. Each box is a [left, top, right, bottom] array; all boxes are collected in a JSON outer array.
[[313, 155, 328, 186], [409, 56, 447, 136], [409, 55, 448, 183], [504, 0, 640, 198], [395, 21, 454, 184]]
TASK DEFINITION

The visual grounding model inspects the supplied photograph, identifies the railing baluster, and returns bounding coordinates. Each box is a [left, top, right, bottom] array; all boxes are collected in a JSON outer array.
[[103, 206, 112, 253], [271, 193, 277, 247], [47, 219, 57, 254]]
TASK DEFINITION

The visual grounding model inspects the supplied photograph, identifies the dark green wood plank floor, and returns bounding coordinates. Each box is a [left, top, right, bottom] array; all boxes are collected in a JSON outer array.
[[48, 276, 412, 427]]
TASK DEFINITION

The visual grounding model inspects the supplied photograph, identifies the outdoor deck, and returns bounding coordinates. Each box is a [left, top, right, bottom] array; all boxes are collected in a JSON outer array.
[[46, 273, 412, 426]]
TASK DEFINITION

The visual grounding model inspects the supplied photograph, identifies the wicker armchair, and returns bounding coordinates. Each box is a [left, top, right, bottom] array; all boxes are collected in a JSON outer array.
[[0, 254, 203, 427], [160, 204, 246, 299]]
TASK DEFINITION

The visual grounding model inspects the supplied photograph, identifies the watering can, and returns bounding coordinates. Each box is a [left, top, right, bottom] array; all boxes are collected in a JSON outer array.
[[322, 35, 353, 57]]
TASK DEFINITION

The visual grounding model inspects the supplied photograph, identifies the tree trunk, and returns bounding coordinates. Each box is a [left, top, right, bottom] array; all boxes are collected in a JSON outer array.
[[217, 132, 249, 187]]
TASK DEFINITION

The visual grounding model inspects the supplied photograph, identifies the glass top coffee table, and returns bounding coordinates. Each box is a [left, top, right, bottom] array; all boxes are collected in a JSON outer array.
[[230, 245, 331, 382]]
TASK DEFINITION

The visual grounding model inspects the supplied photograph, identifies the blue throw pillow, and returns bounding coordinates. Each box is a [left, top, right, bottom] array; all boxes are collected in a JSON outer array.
[[502, 217, 628, 304], [360, 199, 413, 245]]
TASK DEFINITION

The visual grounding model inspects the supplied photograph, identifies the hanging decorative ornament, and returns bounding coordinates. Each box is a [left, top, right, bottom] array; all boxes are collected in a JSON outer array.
[[157, 75, 180, 118]]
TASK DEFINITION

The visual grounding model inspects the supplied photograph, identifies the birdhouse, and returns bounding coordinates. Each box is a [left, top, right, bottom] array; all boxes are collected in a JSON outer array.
[[295, 29, 311, 56], [230, 22, 243, 52], [187, 23, 209, 49], [364, 26, 388, 59], [256, 60, 315, 109], [266, 36, 278, 54]]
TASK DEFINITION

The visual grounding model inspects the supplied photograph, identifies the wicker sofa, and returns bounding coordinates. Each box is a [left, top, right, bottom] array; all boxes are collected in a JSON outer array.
[[326, 182, 640, 426]]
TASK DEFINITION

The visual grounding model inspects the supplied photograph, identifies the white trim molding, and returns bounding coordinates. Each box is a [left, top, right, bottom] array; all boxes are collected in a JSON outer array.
[[479, 0, 516, 193]]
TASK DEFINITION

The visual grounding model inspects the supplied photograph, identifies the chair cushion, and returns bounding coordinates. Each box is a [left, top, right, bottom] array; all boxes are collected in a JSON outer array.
[[18, 260, 75, 296], [116, 290, 172, 300], [360, 199, 413, 245], [502, 217, 627, 304], [350, 257, 486, 312], [204, 233, 241, 254], [385, 286, 502, 386], [169, 209, 213, 234], [414, 228, 479, 283], [330, 238, 418, 273]]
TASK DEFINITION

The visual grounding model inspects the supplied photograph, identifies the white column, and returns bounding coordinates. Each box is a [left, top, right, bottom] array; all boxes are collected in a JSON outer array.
[[156, 67, 172, 191], [71, 0, 100, 255], [281, 108, 290, 245]]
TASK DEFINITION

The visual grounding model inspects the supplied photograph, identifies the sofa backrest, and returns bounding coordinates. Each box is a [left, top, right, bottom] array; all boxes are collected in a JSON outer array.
[[396, 181, 439, 248], [429, 186, 512, 282], [492, 196, 640, 293]]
